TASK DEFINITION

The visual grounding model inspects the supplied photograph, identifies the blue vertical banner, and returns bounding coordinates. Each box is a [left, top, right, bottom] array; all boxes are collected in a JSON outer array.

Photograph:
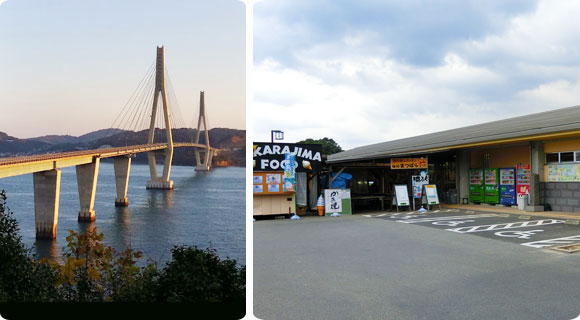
[[283, 153, 296, 192]]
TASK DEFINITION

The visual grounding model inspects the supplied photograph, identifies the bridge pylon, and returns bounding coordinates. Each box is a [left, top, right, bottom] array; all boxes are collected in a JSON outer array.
[[195, 91, 213, 171], [146, 46, 174, 189]]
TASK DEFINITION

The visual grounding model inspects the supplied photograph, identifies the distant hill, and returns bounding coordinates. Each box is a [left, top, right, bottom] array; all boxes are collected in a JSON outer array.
[[0, 128, 245, 166], [78, 128, 126, 143], [26, 135, 79, 145], [26, 129, 127, 145], [0, 132, 17, 141]]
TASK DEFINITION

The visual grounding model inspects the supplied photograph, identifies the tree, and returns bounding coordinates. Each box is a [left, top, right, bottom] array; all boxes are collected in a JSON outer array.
[[0, 190, 61, 302], [297, 137, 343, 155], [155, 246, 245, 302]]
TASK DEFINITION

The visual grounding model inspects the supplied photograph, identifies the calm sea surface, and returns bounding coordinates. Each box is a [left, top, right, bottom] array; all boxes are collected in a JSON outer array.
[[0, 163, 245, 266]]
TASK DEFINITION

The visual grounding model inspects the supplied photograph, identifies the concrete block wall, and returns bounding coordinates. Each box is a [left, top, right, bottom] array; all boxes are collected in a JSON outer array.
[[542, 182, 580, 213]]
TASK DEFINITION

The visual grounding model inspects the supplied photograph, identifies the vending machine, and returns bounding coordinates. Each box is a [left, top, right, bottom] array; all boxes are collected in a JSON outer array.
[[469, 169, 484, 203], [499, 167, 516, 205], [484, 168, 500, 204], [516, 163, 531, 203]]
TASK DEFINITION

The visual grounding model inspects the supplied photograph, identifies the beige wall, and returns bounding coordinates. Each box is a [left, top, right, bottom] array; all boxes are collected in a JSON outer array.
[[253, 194, 296, 215], [544, 139, 580, 153], [470, 145, 529, 168]]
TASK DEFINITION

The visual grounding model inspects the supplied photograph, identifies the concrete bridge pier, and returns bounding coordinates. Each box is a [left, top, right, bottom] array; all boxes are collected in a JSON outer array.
[[195, 148, 214, 171], [146, 150, 174, 189], [33, 169, 61, 239], [114, 156, 131, 206], [76, 158, 100, 222]]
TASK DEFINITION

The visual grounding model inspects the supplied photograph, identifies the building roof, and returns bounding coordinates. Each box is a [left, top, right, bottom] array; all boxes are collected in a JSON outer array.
[[327, 105, 580, 163]]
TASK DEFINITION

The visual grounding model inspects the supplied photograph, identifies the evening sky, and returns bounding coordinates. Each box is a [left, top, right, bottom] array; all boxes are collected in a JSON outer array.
[[0, 0, 245, 138]]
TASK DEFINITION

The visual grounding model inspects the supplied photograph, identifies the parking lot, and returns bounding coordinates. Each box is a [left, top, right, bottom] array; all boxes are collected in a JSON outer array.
[[254, 209, 580, 320], [364, 208, 580, 251]]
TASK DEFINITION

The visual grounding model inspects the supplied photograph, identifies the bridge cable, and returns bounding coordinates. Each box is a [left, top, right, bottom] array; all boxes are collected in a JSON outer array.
[[165, 67, 188, 135], [134, 76, 156, 140], [104, 60, 155, 144], [115, 63, 156, 146], [126, 68, 156, 141]]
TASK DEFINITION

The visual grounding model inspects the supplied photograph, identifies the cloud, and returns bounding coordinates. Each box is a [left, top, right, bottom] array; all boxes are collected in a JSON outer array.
[[0, 0, 7, 6], [253, 0, 580, 150], [253, 54, 508, 149], [255, 0, 538, 66]]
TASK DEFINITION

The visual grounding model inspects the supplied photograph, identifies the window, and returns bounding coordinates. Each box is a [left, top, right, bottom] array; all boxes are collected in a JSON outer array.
[[546, 153, 559, 163], [546, 151, 580, 164], [561, 152, 574, 162]]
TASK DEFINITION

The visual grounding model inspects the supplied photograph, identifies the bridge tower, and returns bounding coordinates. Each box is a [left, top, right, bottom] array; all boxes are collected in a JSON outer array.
[[146, 46, 174, 189], [195, 91, 214, 171]]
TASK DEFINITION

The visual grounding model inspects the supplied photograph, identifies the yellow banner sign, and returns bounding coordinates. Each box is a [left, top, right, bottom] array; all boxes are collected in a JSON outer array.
[[390, 158, 428, 169]]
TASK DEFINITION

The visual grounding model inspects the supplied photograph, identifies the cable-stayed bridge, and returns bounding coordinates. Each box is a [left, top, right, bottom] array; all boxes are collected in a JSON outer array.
[[0, 46, 216, 239]]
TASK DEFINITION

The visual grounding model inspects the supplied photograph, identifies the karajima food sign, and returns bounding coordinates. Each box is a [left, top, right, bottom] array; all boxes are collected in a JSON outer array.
[[253, 142, 323, 172], [390, 158, 428, 170]]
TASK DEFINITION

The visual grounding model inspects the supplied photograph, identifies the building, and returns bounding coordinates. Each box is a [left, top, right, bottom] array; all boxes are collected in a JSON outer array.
[[327, 105, 580, 214], [253, 142, 323, 216]]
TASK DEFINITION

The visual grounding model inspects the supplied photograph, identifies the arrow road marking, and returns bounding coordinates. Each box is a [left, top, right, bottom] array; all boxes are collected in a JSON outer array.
[[521, 234, 580, 249], [447, 219, 565, 234], [494, 230, 543, 239]]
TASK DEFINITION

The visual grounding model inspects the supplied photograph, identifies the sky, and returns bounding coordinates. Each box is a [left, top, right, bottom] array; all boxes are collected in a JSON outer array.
[[0, 0, 245, 139], [252, 0, 580, 150]]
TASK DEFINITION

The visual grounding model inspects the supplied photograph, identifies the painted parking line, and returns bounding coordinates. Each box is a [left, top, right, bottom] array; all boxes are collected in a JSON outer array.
[[362, 213, 389, 218], [447, 219, 565, 234], [397, 214, 498, 224], [432, 220, 475, 227], [394, 214, 431, 220], [521, 235, 580, 249]]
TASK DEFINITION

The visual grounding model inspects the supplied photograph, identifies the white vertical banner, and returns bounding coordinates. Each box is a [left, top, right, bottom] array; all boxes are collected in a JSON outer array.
[[324, 189, 342, 213]]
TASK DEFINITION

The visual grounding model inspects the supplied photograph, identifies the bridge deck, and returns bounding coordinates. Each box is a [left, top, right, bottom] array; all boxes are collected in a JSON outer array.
[[0, 142, 212, 178]]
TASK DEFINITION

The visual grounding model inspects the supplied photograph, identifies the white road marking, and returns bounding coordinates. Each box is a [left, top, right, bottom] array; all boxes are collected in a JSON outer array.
[[432, 220, 475, 227], [363, 213, 388, 218], [396, 214, 429, 220], [389, 212, 406, 217], [397, 214, 498, 224], [521, 235, 580, 249], [432, 210, 440, 213], [447, 219, 565, 234], [494, 230, 543, 239]]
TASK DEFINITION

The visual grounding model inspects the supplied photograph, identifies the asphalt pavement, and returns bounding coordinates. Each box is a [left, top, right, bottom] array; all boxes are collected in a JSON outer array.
[[254, 210, 580, 320]]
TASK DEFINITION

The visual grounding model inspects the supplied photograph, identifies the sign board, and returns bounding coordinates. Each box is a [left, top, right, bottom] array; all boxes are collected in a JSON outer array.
[[283, 153, 296, 192], [546, 163, 580, 182], [253, 142, 323, 172], [424, 185, 439, 205], [253, 172, 294, 195], [411, 172, 429, 199], [394, 185, 410, 206], [324, 189, 342, 213], [391, 158, 428, 169]]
